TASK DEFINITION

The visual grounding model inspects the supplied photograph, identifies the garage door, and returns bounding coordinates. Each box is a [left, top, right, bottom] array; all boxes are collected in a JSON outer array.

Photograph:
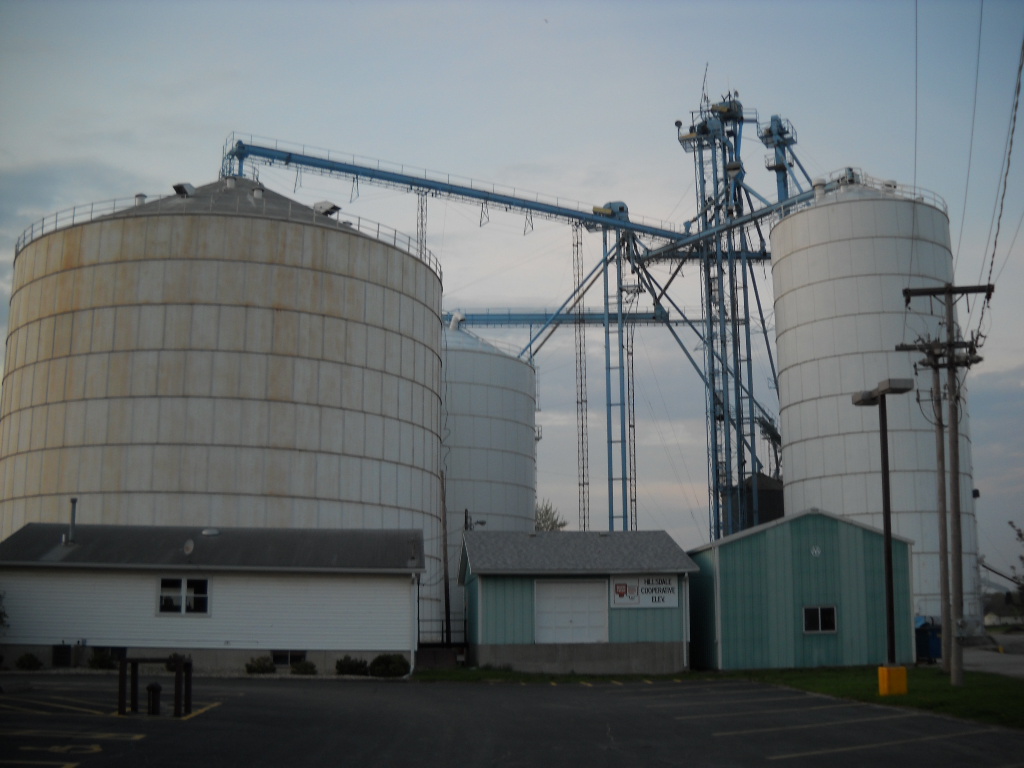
[[535, 580, 608, 644]]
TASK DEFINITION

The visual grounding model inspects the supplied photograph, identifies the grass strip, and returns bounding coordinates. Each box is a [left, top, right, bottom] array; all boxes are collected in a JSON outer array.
[[738, 665, 1024, 730], [413, 664, 1024, 730]]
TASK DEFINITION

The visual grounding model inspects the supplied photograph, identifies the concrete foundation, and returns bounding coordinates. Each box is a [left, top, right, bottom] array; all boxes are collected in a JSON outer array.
[[469, 642, 688, 675]]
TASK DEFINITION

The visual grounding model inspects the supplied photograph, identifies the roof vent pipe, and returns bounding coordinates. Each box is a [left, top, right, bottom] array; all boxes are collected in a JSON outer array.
[[812, 178, 826, 201], [134, 194, 147, 206], [253, 186, 264, 200], [68, 497, 78, 545], [226, 176, 236, 189], [448, 311, 465, 331]]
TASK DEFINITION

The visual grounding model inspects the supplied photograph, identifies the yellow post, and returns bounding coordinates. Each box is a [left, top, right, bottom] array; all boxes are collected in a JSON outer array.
[[878, 665, 908, 696]]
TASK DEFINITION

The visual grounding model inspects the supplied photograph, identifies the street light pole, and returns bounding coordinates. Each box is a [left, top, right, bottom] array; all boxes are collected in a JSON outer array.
[[877, 391, 897, 666], [853, 377, 914, 693]]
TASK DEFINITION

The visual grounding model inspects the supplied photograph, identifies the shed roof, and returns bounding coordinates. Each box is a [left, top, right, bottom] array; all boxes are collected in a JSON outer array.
[[686, 508, 913, 555], [459, 530, 697, 583], [0, 524, 424, 575]]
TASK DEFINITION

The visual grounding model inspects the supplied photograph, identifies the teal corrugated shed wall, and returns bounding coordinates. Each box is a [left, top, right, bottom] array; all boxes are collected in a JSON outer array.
[[478, 576, 534, 644], [691, 513, 913, 670], [468, 574, 691, 646], [465, 575, 480, 645], [609, 578, 688, 643], [688, 549, 718, 669]]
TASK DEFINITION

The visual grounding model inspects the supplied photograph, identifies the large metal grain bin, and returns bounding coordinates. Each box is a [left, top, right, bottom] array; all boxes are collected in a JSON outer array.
[[770, 171, 981, 626], [440, 324, 537, 642], [0, 177, 446, 638]]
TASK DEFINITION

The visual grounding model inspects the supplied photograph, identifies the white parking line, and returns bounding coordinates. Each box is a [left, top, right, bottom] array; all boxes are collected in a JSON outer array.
[[675, 702, 851, 720], [714, 710, 920, 736], [767, 727, 997, 761]]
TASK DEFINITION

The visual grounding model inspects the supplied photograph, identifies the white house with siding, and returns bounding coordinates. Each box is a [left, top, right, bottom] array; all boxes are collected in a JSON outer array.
[[0, 523, 423, 673]]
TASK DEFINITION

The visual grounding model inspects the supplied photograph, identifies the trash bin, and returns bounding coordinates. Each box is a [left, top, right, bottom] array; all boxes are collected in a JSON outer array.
[[146, 682, 162, 715], [915, 617, 941, 663]]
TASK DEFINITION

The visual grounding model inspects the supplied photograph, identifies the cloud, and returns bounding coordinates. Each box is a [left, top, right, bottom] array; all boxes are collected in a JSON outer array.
[[965, 364, 1024, 578]]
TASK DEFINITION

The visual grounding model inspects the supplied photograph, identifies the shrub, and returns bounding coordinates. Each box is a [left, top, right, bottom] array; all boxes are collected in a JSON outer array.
[[368, 653, 410, 678], [87, 647, 117, 669], [16, 652, 43, 671], [335, 655, 369, 676], [244, 655, 276, 674], [290, 660, 317, 675]]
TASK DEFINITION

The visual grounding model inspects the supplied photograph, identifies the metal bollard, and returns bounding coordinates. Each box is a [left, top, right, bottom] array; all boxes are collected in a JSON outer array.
[[146, 682, 162, 715]]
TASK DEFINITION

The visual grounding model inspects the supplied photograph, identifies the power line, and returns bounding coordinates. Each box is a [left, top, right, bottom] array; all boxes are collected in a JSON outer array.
[[953, 0, 986, 273], [975, 26, 1024, 333]]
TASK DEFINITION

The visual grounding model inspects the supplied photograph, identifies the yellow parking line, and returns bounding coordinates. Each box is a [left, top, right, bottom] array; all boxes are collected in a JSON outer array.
[[768, 727, 996, 761], [0, 729, 144, 741], [0, 702, 51, 715], [7, 698, 107, 716], [180, 701, 222, 721]]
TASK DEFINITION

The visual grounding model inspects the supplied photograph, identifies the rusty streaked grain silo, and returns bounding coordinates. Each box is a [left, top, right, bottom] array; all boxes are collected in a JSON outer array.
[[770, 170, 981, 627], [0, 177, 446, 639]]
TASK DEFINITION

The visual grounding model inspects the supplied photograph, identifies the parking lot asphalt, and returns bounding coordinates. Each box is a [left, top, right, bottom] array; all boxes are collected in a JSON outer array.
[[1, 674, 1022, 768]]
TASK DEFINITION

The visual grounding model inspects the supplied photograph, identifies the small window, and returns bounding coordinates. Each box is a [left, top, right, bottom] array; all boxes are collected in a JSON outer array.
[[186, 579, 208, 613], [159, 578, 209, 615], [272, 650, 306, 666], [803, 606, 837, 633]]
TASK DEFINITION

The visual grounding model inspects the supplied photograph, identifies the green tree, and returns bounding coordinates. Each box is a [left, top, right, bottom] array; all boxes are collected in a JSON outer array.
[[535, 499, 567, 532]]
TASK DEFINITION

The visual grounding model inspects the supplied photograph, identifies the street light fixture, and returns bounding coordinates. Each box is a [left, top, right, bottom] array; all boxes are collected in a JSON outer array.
[[852, 377, 914, 694]]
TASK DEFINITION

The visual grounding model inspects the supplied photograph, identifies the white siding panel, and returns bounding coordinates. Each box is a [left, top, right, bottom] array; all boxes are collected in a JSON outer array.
[[1, 569, 414, 651]]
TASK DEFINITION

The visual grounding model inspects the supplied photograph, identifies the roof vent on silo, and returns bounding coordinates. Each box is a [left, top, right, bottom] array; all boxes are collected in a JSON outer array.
[[253, 186, 264, 200], [225, 176, 237, 189], [313, 201, 340, 217], [172, 182, 196, 197], [134, 193, 147, 206]]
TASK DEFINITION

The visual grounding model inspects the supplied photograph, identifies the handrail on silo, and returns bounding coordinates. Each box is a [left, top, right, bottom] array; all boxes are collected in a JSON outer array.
[[783, 168, 947, 218], [15, 191, 442, 281]]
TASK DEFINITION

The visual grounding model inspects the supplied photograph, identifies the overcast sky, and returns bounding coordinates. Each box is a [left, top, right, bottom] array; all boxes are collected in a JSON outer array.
[[1, 0, 1022, 580]]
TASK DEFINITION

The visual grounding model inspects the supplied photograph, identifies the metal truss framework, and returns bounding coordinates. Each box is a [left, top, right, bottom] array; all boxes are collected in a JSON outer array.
[[222, 96, 821, 539]]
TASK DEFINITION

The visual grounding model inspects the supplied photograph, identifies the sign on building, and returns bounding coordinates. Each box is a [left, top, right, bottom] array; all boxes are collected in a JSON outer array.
[[610, 575, 678, 608]]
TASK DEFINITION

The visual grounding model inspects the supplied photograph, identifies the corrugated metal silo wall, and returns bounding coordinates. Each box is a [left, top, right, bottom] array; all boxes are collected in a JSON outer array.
[[770, 183, 979, 625], [0, 179, 447, 641]]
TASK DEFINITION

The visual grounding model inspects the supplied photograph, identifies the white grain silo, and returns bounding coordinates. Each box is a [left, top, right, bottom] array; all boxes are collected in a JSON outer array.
[[440, 323, 537, 642], [770, 170, 981, 625], [0, 177, 446, 639]]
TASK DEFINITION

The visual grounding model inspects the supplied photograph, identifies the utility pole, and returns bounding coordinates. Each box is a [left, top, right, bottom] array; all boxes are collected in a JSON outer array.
[[929, 356, 951, 673], [900, 283, 993, 687]]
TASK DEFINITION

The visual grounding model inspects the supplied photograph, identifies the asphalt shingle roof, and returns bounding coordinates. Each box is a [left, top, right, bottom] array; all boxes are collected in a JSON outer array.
[[459, 530, 697, 581], [0, 524, 424, 574]]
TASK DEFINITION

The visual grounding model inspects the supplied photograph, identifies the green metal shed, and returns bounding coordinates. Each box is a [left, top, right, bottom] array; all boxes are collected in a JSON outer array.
[[458, 530, 699, 674], [688, 509, 914, 670]]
